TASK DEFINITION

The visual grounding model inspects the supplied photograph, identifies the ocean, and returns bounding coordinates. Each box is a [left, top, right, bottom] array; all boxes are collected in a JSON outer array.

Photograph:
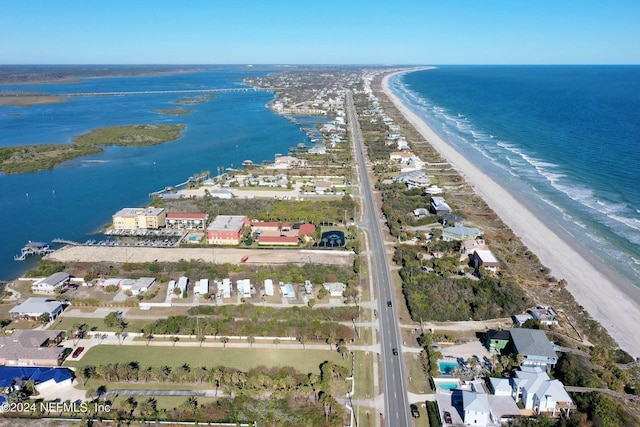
[[389, 66, 640, 289], [0, 67, 315, 280]]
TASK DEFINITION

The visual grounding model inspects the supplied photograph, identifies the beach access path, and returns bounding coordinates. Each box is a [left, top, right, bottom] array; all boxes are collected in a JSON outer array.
[[381, 71, 640, 358]]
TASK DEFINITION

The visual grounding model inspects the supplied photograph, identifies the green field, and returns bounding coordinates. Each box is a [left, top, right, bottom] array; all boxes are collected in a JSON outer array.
[[65, 345, 347, 374]]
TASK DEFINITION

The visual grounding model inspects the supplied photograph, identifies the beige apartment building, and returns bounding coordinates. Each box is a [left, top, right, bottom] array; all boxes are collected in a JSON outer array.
[[112, 207, 167, 230]]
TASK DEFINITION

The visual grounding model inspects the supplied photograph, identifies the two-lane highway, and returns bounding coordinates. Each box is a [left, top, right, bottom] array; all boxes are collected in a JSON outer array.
[[346, 90, 410, 426]]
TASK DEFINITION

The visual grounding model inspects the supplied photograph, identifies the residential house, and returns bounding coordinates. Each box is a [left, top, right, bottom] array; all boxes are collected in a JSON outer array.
[[264, 279, 274, 296], [472, 249, 500, 273], [393, 170, 431, 189], [413, 208, 429, 218], [31, 272, 70, 295], [206, 215, 249, 245], [280, 283, 296, 299], [176, 277, 188, 297], [442, 224, 482, 241], [323, 282, 346, 297], [509, 328, 558, 369], [462, 391, 491, 426], [485, 330, 510, 353], [237, 279, 252, 298], [0, 366, 74, 392], [194, 279, 209, 296], [120, 277, 155, 296], [0, 330, 65, 366], [512, 367, 573, 416], [112, 207, 166, 230], [430, 196, 452, 215], [9, 298, 64, 322]]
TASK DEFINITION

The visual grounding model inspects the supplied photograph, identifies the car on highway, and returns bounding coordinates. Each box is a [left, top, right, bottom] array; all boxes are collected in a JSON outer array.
[[72, 346, 84, 358], [387, 300, 392, 307], [444, 411, 452, 424], [392, 348, 398, 356], [410, 404, 420, 418]]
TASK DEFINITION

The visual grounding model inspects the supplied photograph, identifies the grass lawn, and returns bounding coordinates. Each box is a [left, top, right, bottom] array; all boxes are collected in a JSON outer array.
[[65, 345, 347, 374], [405, 353, 432, 394], [354, 351, 374, 399]]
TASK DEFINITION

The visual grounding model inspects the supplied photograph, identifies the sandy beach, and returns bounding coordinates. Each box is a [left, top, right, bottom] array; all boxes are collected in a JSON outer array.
[[382, 71, 640, 357]]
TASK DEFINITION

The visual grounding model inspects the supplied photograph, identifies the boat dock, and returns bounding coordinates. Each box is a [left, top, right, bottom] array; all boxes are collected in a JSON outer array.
[[14, 241, 54, 261]]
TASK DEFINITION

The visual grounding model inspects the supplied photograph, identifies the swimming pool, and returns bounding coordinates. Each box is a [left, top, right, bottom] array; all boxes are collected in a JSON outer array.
[[438, 360, 462, 375], [439, 382, 458, 390]]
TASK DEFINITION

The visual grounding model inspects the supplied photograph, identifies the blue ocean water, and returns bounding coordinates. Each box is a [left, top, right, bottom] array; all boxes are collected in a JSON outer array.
[[0, 68, 312, 280], [390, 66, 640, 288]]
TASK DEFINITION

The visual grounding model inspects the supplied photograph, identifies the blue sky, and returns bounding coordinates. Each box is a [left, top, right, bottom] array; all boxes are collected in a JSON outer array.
[[3, 0, 639, 64]]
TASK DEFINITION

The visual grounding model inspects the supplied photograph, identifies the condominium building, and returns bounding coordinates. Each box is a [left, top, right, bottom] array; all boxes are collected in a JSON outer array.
[[112, 207, 167, 230], [206, 215, 249, 245]]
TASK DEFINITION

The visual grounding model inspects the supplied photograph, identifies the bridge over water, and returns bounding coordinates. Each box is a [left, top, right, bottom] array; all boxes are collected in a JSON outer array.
[[59, 87, 278, 97]]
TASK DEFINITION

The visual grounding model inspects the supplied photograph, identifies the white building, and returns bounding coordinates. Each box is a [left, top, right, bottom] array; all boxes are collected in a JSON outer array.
[[194, 279, 209, 296], [264, 279, 274, 296], [31, 272, 70, 295], [120, 277, 155, 296], [219, 279, 231, 299], [236, 279, 251, 298], [323, 282, 346, 297], [176, 277, 188, 297]]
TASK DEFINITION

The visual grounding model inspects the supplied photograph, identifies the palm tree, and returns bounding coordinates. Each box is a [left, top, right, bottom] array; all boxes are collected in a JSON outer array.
[[198, 334, 206, 347], [220, 336, 229, 348], [171, 336, 180, 347], [273, 338, 281, 347], [247, 335, 255, 348]]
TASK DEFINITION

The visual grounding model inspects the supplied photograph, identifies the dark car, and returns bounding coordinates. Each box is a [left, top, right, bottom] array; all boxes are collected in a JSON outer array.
[[410, 404, 420, 418], [72, 346, 84, 358], [392, 348, 398, 356], [444, 411, 452, 424], [387, 300, 392, 307]]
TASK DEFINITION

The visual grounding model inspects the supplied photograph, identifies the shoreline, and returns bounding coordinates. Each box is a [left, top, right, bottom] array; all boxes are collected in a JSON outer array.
[[381, 70, 640, 357]]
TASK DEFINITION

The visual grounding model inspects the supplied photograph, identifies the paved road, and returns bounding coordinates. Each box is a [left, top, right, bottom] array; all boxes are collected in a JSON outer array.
[[346, 90, 410, 426]]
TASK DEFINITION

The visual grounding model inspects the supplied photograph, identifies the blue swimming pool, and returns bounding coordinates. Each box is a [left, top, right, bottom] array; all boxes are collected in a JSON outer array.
[[438, 360, 462, 375], [439, 382, 458, 390]]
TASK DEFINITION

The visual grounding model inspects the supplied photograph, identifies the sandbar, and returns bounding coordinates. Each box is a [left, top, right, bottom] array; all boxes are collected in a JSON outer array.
[[382, 70, 640, 357]]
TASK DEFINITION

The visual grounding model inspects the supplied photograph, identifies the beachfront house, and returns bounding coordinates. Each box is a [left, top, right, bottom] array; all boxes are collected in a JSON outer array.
[[442, 224, 483, 241], [430, 196, 452, 215], [511, 367, 573, 416], [471, 249, 500, 273], [485, 329, 510, 353], [508, 328, 558, 370]]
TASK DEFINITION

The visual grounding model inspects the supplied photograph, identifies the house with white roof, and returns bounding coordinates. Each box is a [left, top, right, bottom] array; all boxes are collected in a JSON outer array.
[[263, 279, 274, 296], [472, 249, 500, 273], [9, 298, 65, 322], [31, 272, 70, 295], [237, 279, 251, 298], [219, 279, 231, 299], [194, 279, 209, 296], [512, 366, 573, 416], [462, 391, 491, 426]]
